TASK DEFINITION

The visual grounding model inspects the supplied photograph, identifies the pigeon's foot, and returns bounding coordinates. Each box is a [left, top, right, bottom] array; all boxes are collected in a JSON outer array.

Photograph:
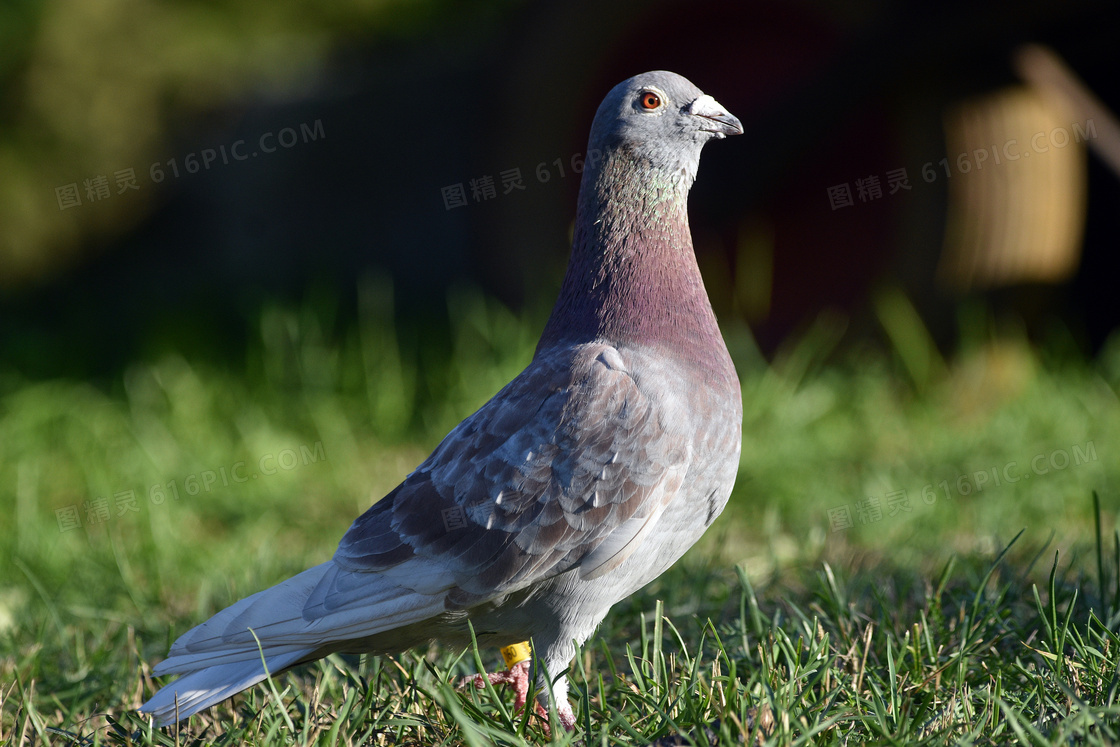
[[461, 659, 534, 710], [550, 697, 577, 731], [459, 660, 576, 731]]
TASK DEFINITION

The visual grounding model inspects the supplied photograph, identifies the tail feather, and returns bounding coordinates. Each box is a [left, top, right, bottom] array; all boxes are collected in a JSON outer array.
[[161, 563, 331, 665], [141, 648, 310, 725], [142, 559, 449, 724]]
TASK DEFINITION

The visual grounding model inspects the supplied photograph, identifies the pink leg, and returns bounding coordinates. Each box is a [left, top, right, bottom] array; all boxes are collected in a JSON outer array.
[[462, 659, 533, 710], [552, 697, 576, 730], [460, 661, 576, 731]]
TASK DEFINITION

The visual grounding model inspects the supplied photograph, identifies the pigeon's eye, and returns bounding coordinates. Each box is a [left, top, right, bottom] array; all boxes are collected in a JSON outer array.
[[639, 91, 662, 110]]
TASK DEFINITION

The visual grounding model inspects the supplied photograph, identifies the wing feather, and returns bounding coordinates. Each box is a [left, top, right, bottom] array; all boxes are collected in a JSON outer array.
[[326, 343, 689, 610]]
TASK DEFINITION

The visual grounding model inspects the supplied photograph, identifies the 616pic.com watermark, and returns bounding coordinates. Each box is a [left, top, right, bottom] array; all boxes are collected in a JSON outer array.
[[54, 442, 327, 533], [53, 119, 326, 212], [828, 441, 1098, 532], [826, 118, 1097, 211]]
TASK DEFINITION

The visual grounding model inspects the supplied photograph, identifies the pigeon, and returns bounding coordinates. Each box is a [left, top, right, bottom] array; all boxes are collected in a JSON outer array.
[[140, 70, 743, 731]]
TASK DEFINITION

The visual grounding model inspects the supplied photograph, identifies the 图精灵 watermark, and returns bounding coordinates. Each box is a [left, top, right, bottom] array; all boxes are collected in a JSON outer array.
[[440, 149, 602, 211], [825, 118, 1097, 211]]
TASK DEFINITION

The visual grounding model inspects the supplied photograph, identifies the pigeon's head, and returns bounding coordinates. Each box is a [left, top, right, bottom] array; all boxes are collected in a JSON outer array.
[[587, 71, 742, 185]]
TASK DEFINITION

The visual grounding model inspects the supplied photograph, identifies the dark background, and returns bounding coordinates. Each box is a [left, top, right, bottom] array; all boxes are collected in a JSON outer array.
[[1, 0, 1118, 382]]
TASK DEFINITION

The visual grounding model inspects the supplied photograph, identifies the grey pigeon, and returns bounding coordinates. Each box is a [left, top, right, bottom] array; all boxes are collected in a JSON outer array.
[[140, 70, 743, 730]]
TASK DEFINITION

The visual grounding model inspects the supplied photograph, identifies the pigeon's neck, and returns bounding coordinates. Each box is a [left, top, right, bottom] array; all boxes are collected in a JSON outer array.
[[538, 149, 729, 372]]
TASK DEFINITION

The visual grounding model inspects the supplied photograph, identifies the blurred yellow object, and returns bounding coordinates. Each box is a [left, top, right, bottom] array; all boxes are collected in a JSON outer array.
[[938, 86, 1088, 289]]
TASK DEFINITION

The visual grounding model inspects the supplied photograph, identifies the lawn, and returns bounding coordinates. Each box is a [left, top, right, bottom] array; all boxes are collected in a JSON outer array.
[[2, 284, 1119, 745]]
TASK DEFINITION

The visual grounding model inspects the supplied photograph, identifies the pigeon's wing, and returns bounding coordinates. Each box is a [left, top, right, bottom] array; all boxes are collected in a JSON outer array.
[[324, 343, 691, 611]]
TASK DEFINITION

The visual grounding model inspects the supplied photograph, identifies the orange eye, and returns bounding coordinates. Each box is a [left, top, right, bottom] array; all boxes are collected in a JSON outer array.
[[640, 91, 661, 110]]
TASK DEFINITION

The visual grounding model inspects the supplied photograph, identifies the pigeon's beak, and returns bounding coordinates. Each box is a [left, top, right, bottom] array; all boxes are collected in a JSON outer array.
[[688, 94, 743, 139]]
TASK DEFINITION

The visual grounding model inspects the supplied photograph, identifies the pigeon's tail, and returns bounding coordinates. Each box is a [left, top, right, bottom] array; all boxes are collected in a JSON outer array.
[[140, 562, 334, 725], [139, 647, 312, 725], [141, 559, 449, 726]]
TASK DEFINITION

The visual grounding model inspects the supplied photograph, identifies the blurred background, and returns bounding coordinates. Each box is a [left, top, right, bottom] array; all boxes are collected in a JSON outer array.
[[2, 0, 1120, 722], [2, 0, 1118, 375]]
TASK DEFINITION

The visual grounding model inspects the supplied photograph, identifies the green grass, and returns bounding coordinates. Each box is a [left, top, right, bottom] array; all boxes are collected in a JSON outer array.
[[2, 284, 1120, 745]]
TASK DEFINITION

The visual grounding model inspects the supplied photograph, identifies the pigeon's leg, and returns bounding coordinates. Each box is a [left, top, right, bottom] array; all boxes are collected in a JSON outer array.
[[461, 642, 534, 706], [534, 676, 576, 731], [463, 659, 533, 708], [459, 643, 575, 730]]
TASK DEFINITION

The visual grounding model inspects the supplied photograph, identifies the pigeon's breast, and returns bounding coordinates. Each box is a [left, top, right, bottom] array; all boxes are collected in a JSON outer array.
[[607, 343, 742, 571]]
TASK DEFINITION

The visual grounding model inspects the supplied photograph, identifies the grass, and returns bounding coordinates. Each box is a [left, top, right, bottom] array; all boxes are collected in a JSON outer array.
[[2, 281, 1120, 745]]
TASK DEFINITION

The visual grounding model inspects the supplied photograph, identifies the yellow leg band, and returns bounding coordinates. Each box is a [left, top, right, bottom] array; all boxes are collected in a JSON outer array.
[[500, 641, 532, 668]]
